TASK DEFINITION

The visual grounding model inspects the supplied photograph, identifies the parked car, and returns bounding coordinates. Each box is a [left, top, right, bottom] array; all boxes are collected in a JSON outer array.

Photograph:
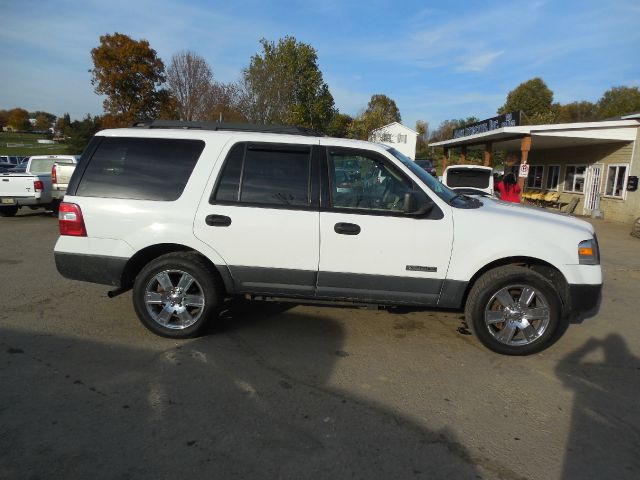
[[414, 159, 437, 177], [0, 155, 72, 216], [51, 156, 80, 207], [442, 165, 495, 197], [0, 156, 23, 169], [54, 121, 602, 355]]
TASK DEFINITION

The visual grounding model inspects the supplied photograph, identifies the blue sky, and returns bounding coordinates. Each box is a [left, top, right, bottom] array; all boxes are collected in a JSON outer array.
[[1, 0, 638, 130]]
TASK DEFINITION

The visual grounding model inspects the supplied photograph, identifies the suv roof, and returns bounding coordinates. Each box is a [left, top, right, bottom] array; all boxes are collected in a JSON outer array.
[[131, 120, 324, 137]]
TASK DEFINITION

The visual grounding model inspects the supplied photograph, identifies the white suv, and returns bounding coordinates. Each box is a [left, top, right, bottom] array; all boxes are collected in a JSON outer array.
[[54, 121, 602, 355]]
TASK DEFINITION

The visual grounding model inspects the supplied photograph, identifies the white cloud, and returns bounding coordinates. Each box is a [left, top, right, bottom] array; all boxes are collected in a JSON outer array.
[[457, 51, 503, 73]]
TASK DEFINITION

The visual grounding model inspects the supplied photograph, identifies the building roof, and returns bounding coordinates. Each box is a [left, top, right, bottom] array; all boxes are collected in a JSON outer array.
[[370, 122, 418, 135], [429, 119, 640, 151]]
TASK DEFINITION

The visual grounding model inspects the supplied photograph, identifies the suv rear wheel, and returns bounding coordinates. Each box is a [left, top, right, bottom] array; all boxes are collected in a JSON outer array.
[[133, 252, 222, 338], [465, 265, 561, 355]]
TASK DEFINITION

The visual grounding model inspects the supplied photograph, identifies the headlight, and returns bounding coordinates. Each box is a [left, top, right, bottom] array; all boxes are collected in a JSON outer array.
[[578, 237, 600, 265]]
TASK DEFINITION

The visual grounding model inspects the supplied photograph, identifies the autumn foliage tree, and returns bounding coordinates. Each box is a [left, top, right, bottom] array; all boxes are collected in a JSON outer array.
[[7, 108, 30, 130], [90, 33, 172, 127]]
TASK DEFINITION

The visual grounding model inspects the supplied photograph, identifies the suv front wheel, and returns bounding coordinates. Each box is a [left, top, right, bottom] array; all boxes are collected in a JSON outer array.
[[465, 265, 561, 355], [133, 252, 222, 338]]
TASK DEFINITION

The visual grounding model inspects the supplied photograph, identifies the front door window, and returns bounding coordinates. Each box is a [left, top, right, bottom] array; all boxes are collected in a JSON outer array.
[[330, 152, 412, 212]]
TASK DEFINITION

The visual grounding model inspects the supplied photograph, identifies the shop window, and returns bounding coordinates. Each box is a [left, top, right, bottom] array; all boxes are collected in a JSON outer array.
[[526, 165, 544, 189], [604, 164, 627, 198], [545, 165, 560, 190], [564, 165, 586, 193]]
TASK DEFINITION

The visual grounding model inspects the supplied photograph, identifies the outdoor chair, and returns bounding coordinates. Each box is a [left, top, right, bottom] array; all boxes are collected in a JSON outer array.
[[560, 197, 579, 214], [542, 192, 560, 208]]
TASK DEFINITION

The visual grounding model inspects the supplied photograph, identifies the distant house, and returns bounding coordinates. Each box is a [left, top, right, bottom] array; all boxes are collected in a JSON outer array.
[[369, 122, 418, 159]]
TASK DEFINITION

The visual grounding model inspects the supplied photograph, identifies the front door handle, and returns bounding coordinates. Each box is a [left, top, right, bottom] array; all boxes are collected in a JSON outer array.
[[206, 214, 232, 227], [334, 222, 361, 235]]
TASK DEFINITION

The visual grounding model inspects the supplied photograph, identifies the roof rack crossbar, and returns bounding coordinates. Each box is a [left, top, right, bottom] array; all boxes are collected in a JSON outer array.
[[131, 120, 323, 137]]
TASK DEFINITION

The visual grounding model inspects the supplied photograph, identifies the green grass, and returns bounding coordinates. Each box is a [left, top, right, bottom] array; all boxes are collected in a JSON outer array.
[[0, 132, 68, 155]]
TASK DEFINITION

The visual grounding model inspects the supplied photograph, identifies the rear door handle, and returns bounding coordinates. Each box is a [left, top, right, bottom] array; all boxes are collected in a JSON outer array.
[[205, 215, 232, 227], [334, 222, 361, 235]]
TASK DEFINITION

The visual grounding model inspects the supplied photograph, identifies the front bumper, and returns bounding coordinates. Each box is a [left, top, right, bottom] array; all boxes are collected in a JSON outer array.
[[567, 283, 602, 315]]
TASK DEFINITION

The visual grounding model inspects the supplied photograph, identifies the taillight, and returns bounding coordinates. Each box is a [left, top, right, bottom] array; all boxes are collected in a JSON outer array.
[[52, 164, 57, 184], [34, 180, 44, 191], [58, 203, 87, 236]]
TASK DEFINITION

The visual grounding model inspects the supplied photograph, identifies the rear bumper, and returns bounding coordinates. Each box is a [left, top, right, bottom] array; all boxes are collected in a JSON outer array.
[[54, 252, 127, 287], [567, 283, 602, 315]]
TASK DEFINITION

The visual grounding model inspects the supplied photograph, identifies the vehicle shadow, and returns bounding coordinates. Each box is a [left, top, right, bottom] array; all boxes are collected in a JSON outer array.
[[0, 308, 494, 479], [556, 334, 640, 479]]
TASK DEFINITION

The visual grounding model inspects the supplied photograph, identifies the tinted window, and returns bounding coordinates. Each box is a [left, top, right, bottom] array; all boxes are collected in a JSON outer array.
[[446, 168, 490, 189], [212, 143, 311, 207], [76, 137, 204, 201], [213, 143, 244, 202]]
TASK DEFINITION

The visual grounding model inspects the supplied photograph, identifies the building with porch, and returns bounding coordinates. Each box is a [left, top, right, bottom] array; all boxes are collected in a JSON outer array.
[[430, 115, 640, 224]]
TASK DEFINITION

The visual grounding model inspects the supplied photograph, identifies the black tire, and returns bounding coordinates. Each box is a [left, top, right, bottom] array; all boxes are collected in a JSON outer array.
[[132, 252, 223, 338], [50, 200, 60, 215], [465, 265, 561, 355], [0, 206, 19, 217]]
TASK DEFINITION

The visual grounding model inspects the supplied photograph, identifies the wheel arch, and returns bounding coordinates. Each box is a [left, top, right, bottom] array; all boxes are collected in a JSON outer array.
[[120, 243, 232, 294], [463, 256, 570, 314]]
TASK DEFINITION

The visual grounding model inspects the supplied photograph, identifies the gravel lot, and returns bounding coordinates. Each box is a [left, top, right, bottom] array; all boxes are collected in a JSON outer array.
[[1, 209, 639, 479]]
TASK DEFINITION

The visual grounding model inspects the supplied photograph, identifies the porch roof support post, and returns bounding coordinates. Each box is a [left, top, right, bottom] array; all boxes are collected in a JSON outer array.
[[460, 146, 467, 165], [518, 135, 532, 191], [484, 142, 493, 167]]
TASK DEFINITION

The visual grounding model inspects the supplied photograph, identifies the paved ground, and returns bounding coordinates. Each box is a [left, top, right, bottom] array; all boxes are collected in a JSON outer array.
[[1, 209, 639, 479]]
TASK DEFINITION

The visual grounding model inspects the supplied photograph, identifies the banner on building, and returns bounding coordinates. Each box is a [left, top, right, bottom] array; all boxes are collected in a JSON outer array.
[[453, 111, 521, 139]]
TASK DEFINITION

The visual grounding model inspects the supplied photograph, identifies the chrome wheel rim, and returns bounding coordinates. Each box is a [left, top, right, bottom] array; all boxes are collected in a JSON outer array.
[[484, 284, 551, 346], [144, 270, 205, 330]]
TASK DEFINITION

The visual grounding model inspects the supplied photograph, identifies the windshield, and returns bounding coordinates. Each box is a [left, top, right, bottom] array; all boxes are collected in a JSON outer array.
[[386, 147, 457, 203]]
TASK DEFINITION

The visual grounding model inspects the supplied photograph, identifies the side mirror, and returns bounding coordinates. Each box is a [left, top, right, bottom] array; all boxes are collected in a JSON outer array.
[[403, 192, 433, 216]]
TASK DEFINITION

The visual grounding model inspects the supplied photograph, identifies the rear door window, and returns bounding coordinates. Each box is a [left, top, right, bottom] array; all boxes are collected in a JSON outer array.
[[75, 137, 204, 201], [211, 142, 311, 208]]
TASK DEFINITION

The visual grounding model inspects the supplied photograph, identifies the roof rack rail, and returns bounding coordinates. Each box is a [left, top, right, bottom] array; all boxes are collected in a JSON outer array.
[[130, 120, 324, 137]]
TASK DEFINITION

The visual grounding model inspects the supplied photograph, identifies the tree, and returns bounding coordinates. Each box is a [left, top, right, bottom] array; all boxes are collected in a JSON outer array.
[[167, 50, 214, 121], [415, 120, 429, 159], [66, 115, 102, 154], [55, 113, 72, 135], [240, 36, 335, 131], [350, 94, 402, 140], [34, 114, 50, 131], [429, 117, 479, 143], [30, 111, 57, 124], [597, 86, 640, 119], [556, 101, 598, 123], [498, 77, 556, 124], [325, 113, 353, 138], [0, 110, 9, 130], [90, 32, 170, 126], [206, 82, 246, 123], [7, 108, 30, 130]]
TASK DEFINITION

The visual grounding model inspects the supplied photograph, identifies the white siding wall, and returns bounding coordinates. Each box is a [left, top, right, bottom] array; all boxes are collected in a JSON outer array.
[[370, 123, 417, 159]]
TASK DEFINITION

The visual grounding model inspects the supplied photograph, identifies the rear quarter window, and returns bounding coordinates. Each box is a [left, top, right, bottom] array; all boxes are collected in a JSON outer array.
[[75, 137, 204, 201]]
